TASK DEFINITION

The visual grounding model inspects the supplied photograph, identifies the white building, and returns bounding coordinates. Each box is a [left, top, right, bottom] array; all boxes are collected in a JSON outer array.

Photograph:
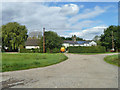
[[25, 38, 40, 49], [62, 40, 97, 48]]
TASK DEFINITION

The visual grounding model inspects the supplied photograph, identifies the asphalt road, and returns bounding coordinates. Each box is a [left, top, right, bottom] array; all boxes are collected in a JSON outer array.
[[1, 53, 118, 88]]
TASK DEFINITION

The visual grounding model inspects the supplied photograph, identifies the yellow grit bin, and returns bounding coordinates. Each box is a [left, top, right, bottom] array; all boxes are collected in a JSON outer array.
[[60, 47, 65, 52]]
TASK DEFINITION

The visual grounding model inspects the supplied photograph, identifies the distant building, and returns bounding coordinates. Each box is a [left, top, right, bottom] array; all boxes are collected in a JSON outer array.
[[62, 40, 97, 48], [25, 38, 40, 49]]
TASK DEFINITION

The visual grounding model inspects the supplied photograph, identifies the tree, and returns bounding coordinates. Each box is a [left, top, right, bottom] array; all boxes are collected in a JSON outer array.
[[93, 35, 101, 46], [93, 35, 100, 42], [60, 37, 65, 40], [65, 37, 72, 40], [61, 36, 83, 41], [2, 22, 28, 51], [40, 31, 63, 52], [76, 37, 84, 41], [0, 27, 2, 46], [100, 25, 120, 51]]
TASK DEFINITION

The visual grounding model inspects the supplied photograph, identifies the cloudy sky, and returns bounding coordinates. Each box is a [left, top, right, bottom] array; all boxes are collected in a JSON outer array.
[[2, 2, 118, 40]]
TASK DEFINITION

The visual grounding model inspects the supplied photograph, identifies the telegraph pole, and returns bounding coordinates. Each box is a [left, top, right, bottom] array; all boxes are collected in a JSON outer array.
[[43, 27, 45, 53], [112, 31, 114, 51]]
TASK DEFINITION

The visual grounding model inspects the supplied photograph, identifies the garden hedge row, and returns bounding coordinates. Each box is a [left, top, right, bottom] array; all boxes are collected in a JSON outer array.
[[20, 48, 41, 53], [68, 46, 106, 53], [20, 48, 60, 53]]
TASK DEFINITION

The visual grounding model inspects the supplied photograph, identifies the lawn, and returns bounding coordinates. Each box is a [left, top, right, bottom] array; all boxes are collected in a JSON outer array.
[[104, 54, 120, 67], [2, 53, 68, 72]]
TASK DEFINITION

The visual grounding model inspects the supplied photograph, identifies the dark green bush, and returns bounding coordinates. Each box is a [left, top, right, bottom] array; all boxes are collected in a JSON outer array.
[[68, 46, 106, 53], [20, 48, 60, 53], [52, 48, 60, 53], [20, 48, 41, 53], [46, 48, 50, 53]]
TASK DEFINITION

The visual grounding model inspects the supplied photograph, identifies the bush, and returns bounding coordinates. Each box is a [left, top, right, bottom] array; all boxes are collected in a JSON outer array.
[[52, 48, 60, 53], [20, 48, 60, 53], [20, 48, 41, 53], [46, 48, 50, 53], [68, 46, 106, 53], [1, 48, 5, 52]]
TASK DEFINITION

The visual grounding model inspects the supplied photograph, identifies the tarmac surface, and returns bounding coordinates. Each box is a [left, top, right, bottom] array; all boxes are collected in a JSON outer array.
[[0, 53, 118, 88]]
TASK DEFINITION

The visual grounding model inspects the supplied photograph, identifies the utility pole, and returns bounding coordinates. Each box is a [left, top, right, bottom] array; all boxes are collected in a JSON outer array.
[[112, 31, 114, 51], [43, 27, 45, 53]]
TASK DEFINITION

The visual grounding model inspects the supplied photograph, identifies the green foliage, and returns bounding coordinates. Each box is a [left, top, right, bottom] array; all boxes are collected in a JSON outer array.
[[0, 27, 2, 46], [93, 35, 100, 41], [2, 53, 68, 72], [40, 31, 63, 53], [100, 25, 120, 51], [46, 48, 50, 53], [2, 22, 28, 51], [20, 48, 41, 53], [61, 36, 83, 41], [104, 55, 120, 67], [68, 46, 106, 53], [52, 48, 60, 53]]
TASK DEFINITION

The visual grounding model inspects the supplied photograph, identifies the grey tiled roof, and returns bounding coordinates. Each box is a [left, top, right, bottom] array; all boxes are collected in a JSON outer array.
[[25, 38, 40, 46]]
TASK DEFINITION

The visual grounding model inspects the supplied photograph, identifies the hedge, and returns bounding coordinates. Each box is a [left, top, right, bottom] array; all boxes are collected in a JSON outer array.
[[20, 48, 41, 53], [68, 46, 106, 53], [52, 48, 60, 53], [46, 48, 60, 53], [20, 48, 60, 53]]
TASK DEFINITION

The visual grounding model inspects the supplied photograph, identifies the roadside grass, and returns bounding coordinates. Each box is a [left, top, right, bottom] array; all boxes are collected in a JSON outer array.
[[2, 53, 68, 72], [104, 54, 120, 67], [69, 52, 118, 55]]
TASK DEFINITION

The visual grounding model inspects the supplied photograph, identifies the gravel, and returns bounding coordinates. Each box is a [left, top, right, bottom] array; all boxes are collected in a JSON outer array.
[[1, 53, 118, 88]]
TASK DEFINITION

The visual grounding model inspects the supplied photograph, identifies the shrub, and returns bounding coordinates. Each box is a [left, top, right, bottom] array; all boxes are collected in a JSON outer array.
[[20, 48, 41, 53], [52, 48, 60, 53], [68, 46, 106, 53], [46, 48, 50, 53], [20, 48, 60, 53]]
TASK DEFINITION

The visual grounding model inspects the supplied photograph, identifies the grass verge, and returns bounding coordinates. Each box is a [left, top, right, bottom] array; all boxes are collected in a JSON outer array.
[[104, 54, 120, 67], [2, 53, 68, 72]]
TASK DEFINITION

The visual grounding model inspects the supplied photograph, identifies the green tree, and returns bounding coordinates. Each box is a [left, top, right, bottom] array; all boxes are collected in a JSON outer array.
[[93, 35, 101, 46], [0, 27, 2, 46], [61, 36, 83, 41], [65, 37, 72, 40], [2, 22, 28, 51], [60, 37, 65, 40], [76, 37, 84, 41], [93, 35, 100, 42], [100, 25, 120, 51], [40, 31, 63, 53]]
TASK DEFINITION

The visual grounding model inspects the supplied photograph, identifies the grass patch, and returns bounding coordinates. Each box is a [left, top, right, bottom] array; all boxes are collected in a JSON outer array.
[[104, 54, 120, 67], [2, 53, 68, 72]]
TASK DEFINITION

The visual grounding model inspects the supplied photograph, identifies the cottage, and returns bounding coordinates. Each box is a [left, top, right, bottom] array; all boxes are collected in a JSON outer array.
[[62, 40, 97, 48], [25, 38, 40, 49]]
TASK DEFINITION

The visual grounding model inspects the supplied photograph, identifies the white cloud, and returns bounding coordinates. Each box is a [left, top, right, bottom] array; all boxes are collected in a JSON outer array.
[[69, 26, 108, 40], [2, 2, 110, 39], [60, 4, 80, 16], [2, 3, 86, 32], [69, 6, 109, 24]]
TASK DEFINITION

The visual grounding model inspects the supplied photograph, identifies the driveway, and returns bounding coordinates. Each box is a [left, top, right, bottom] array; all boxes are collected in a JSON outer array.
[[1, 53, 118, 88]]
